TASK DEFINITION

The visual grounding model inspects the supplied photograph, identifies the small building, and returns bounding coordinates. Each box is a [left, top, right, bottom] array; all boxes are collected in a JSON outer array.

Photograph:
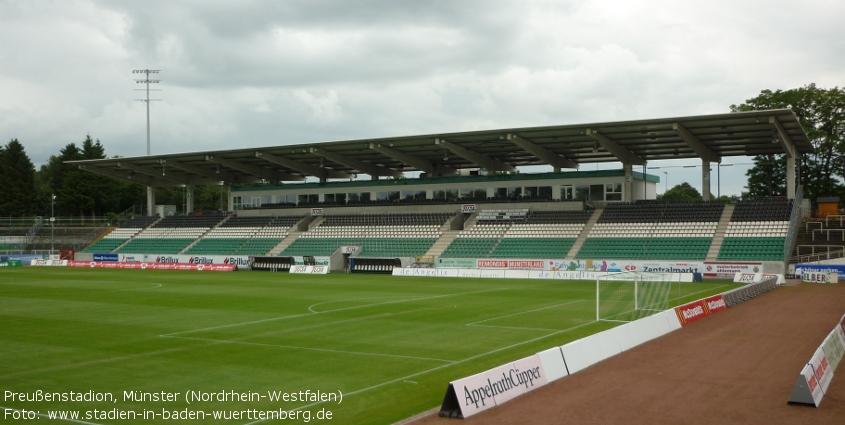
[[816, 196, 840, 218]]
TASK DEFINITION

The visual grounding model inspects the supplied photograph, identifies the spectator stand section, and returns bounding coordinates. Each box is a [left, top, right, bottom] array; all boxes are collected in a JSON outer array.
[[439, 208, 593, 259], [83, 216, 159, 253], [184, 215, 302, 256], [575, 201, 723, 261], [115, 213, 227, 254], [278, 212, 453, 271], [717, 198, 793, 261]]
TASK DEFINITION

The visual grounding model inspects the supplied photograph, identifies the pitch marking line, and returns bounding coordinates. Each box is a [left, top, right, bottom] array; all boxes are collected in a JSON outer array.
[[466, 299, 585, 326], [162, 285, 522, 337], [308, 295, 399, 313], [670, 284, 732, 304], [243, 318, 599, 425], [0, 405, 104, 425], [165, 336, 456, 363]]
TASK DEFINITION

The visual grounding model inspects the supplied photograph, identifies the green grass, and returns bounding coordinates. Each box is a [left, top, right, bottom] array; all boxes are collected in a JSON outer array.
[[0, 268, 737, 424]]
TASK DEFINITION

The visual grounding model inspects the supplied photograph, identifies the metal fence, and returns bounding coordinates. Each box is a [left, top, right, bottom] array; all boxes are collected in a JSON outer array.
[[722, 276, 778, 307]]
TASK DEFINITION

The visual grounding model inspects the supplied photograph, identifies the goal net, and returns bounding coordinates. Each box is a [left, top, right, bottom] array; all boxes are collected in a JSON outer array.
[[596, 271, 677, 322]]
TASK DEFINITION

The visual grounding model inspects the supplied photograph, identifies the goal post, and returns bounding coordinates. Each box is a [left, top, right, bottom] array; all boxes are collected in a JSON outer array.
[[596, 271, 677, 322]]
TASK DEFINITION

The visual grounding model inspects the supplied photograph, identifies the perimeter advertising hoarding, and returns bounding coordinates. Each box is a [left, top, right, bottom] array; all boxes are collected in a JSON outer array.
[[810, 348, 834, 394], [93, 253, 119, 262], [673, 295, 727, 326], [435, 258, 704, 273], [435, 258, 477, 269], [440, 354, 548, 419], [822, 328, 845, 371], [703, 261, 763, 278], [66, 261, 235, 271], [0, 261, 23, 267], [117, 254, 251, 269], [30, 260, 68, 266], [789, 364, 825, 406], [0, 254, 50, 262], [289, 265, 329, 274]]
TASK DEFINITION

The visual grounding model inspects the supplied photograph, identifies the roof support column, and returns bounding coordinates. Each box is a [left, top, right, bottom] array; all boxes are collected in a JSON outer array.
[[623, 163, 633, 202], [787, 156, 796, 199], [702, 158, 711, 201], [186, 185, 194, 213], [147, 186, 156, 217]]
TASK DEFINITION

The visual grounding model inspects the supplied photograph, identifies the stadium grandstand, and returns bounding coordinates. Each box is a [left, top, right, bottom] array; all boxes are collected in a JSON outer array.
[[55, 109, 817, 273]]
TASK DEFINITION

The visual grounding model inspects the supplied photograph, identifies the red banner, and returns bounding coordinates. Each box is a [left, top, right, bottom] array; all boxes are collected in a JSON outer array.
[[476, 259, 545, 269], [674, 295, 727, 326], [67, 261, 236, 271]]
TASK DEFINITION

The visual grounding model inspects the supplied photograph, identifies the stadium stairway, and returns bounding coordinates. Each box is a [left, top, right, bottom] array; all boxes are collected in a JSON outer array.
[[565, 208, 603, 259], [178, 215, 231, 254], [268, 230, 303, 256], [706, 204, 734, 261], [424, 230, 461, 258]]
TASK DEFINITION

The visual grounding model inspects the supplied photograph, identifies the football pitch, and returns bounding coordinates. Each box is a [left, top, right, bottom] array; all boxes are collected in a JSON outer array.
[[0, 268, 737, 424]]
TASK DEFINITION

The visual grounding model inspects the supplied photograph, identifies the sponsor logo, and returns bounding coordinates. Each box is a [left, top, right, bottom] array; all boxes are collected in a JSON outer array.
[[674, 295, 727, 325], [223, 257, 250, 266], [707, 298, 727, 311], [738, 273, 756, 282], [462, 204, 477, 214], [311, 266, 326, 274], [189, 256, 214, 264], [477, 259, 544, 269], [311, 208, 323, 216], [462, 366, 543, 409], [155, 256, 180, 263]]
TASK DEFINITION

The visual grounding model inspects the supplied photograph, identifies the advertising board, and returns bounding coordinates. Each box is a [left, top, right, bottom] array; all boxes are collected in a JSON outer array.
[[704, 261, 762, 278], [673, 295, 727, 326], [93, 253, 119, 262], [66, 261, 235, 271]]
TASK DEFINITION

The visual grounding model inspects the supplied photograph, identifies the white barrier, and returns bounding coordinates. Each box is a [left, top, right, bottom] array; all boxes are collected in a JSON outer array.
[[559, 308, 681, 375], [504, 269, 531, 279], [536, 347, 568, 382], [439, 354, 549, 419], [788, 315, 845, 406]]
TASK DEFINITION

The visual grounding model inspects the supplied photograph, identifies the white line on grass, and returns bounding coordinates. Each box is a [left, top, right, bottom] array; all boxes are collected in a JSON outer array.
[[307, 295, 398, 313], [466, 324, 565, 332], [242, 318, 598, 425], [164, 336, 456, 363], [0, 405, 104, 425], [162, 286, 521, 337], [671, 284, 732, 305], [466, 300, 585, 326]]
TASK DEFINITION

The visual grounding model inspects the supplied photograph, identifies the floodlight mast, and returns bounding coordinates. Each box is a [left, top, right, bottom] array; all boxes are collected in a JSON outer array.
[[133, 69, 161, 216]]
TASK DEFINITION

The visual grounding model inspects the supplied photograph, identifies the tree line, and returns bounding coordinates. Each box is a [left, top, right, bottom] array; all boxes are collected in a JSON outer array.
[[0, 135, 226, 218], [1, 84, 842, 216]]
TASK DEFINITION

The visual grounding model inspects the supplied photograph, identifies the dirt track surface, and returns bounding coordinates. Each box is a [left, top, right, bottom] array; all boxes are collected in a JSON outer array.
[[408, 283, 845, 425]]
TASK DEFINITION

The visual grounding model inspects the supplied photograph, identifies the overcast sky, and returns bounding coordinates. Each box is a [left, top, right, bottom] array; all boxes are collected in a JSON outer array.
[[1, 0, 842, 196]]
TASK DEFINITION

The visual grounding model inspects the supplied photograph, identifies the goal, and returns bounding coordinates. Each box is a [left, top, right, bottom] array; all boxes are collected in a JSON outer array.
[[596, 271, 677, 322]]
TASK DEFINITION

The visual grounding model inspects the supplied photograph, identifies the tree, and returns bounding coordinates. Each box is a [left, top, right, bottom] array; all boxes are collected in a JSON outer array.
[[743, 154, 786, 197], [658, 182, 702, 202], [0, 139, 38, 216], [731, 84, 845, 202]]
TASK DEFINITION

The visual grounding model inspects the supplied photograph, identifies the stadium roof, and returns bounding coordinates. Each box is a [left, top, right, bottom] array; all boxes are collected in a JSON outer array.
[[68, 109, 812, 188]]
